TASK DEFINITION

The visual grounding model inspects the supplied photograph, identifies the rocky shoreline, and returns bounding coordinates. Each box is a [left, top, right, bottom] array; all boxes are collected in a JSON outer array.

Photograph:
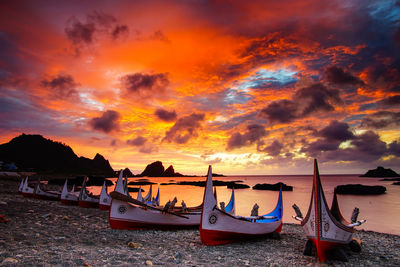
[[1, 178, 400, 266]]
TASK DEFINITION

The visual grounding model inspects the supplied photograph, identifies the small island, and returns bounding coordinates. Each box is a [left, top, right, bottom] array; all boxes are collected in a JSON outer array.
[[252, 182, 293, 191], [335, 184, 386, 195], [360, 166, 400, 178]]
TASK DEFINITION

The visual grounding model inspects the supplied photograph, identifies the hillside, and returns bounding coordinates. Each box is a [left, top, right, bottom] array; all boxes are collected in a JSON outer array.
[[0, 134, 114, 176]]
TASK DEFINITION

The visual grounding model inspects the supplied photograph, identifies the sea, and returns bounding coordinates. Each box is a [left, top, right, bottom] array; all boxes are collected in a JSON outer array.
[[87, 175, 400, 236]]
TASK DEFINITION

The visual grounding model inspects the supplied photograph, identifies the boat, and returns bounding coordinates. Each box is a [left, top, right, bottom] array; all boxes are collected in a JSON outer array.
[[18, 177, 26, 194], [99, 180, 111, 210], [292, 159, 366, 262], [21, 177, 35, 197], [61, 179, 79, 205], [78, 177, 99, 208], [33, 178, 61, 201], [200, 165, 283, 246], [108, 188, 201, 230]]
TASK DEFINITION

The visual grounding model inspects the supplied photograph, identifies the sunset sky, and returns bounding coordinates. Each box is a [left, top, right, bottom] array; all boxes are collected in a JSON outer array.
[[1, 0, 400, 175]]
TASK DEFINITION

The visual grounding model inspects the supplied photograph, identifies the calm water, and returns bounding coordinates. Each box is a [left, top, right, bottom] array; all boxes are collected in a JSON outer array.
[[88, 175, 400, 236]]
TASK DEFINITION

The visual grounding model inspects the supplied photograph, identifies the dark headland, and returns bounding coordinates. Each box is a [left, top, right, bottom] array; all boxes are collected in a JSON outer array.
[[360, 166, 400, 178]]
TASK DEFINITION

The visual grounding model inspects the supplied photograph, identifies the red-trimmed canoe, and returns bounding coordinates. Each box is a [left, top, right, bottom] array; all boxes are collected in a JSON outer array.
[[78, 177, 99, 208], [200, 165, 283, 246], [21, 177, 35, 197], [33, 179, 61, 201], [293, 159, 365, 262], [99, 180, 111, 210], [61, 179, 79, 205], [18, 177, 26, 194]]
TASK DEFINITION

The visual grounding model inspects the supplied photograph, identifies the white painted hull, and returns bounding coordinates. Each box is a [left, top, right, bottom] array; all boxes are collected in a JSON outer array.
[[200, 165, 283, 245], [300, 159, 356, 262], [109, 198, 201, 229]]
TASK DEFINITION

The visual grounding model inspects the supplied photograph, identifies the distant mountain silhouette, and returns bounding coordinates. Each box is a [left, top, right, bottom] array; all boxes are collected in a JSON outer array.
[[0, 134, 114, 176], [360, 166, 399, 177]]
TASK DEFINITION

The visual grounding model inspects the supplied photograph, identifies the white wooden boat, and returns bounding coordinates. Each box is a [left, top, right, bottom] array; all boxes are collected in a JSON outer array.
[[293, 159, 366, 262], [18, 177, 26, 194], [61, 179, 79, 205], [200, 165, 283, 246], [34, 178, 61, 201], [78, 177, 99, 208], [99, 180, 111, 210], [21, 177, 35, 197], [143, 184, 153, 202], [108, 191, 201, 230]]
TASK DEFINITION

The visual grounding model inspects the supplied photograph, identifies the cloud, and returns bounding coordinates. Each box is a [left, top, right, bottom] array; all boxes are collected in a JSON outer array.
[[303, 130, 389, 163], [41, 74, 79, 99], [259, 83, 342, 124], [65, 11, 129, 51], [163, 113, 205, 144], [377, 95, 400, 107], [151, 30, 170, 43], [258, 140, 283, 156], [324, 66, 363, 85], [389, 141, 400, 157], [295, 83, 341, 116], [259, 99, 298, 124], [112, 24, 129, 40], [154, 108, 177, 122], [227, 124, 268, 150], [360, 111, 400, 129], [317, 120, 355, 142], [121, 72, 169, 98], [89, 110, 120, 133], [126, 136, 147, 146]]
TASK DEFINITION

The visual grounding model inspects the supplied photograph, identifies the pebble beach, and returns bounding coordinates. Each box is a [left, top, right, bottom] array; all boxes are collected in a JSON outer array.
[[1, 178, 400, 266]]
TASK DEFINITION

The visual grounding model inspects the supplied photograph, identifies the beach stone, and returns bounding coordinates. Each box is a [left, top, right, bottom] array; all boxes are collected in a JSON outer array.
[[63, 215, 70, 220], [0, 201, 7, 205], [128, 242, 143, 248], [145, 260, 153, 266], [2, 257, 18, 264]]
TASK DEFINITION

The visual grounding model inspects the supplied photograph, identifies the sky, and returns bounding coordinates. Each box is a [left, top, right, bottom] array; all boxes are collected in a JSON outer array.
[[0, 0, 400, 175]]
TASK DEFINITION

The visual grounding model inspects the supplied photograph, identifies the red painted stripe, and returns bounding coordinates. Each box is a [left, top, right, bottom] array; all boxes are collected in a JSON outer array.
[[61, 199, 78, 205], [34, 194, 60, 201], [109, 217, 199, 230], [78, 201, 99, 208], [200, 227, 281, 246], [310, 238, 346, 262], [99, 204, 110, 211], [22, 192, 34, 198]]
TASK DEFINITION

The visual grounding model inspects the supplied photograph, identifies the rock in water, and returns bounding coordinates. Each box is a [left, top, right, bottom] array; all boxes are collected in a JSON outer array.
[[141, 161, 165, 177], [360, 166, 400, 177], [335, 184, 386, 195]]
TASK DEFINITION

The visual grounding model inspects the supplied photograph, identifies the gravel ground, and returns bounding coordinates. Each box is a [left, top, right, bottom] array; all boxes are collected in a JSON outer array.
[[1, 178, 400, 266]]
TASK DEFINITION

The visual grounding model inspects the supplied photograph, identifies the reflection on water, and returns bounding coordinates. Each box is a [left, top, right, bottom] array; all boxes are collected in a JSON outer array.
[[87, 175, 400, 235]]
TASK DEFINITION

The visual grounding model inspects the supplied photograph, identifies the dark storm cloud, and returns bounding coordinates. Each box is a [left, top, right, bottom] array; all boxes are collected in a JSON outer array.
[[163, 113, 205, 144], [259, 99, 298, 124], [295, 83, 341, 116], [154, 108, 177, 122], [259, 83, 342, 124], [360, 111, 400, 129], [41, 74, 79, 99], [257, 140, 283, 156], [389, 141, 400, 157], [127, 136, 147, 146], [89, 110, 120, 133], [317, 120, 355, 142], [303, 130, 390, 163], [65, 11, 129, 46], [226, 124, 268, 150], [324, 66, 363, 85], [377, 95, 400, 107], [121, 73, 169, 96]]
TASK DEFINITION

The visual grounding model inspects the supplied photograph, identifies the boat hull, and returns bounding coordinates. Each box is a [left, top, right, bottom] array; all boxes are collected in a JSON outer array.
[[99, 203, 110, 210], [61, 198, 78, 205], [78, 200, 99, 208], [109, 199, 200, 230]]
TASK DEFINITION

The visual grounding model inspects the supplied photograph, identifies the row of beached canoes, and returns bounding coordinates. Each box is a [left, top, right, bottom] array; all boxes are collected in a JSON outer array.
[[18, 159, 365, 262]]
